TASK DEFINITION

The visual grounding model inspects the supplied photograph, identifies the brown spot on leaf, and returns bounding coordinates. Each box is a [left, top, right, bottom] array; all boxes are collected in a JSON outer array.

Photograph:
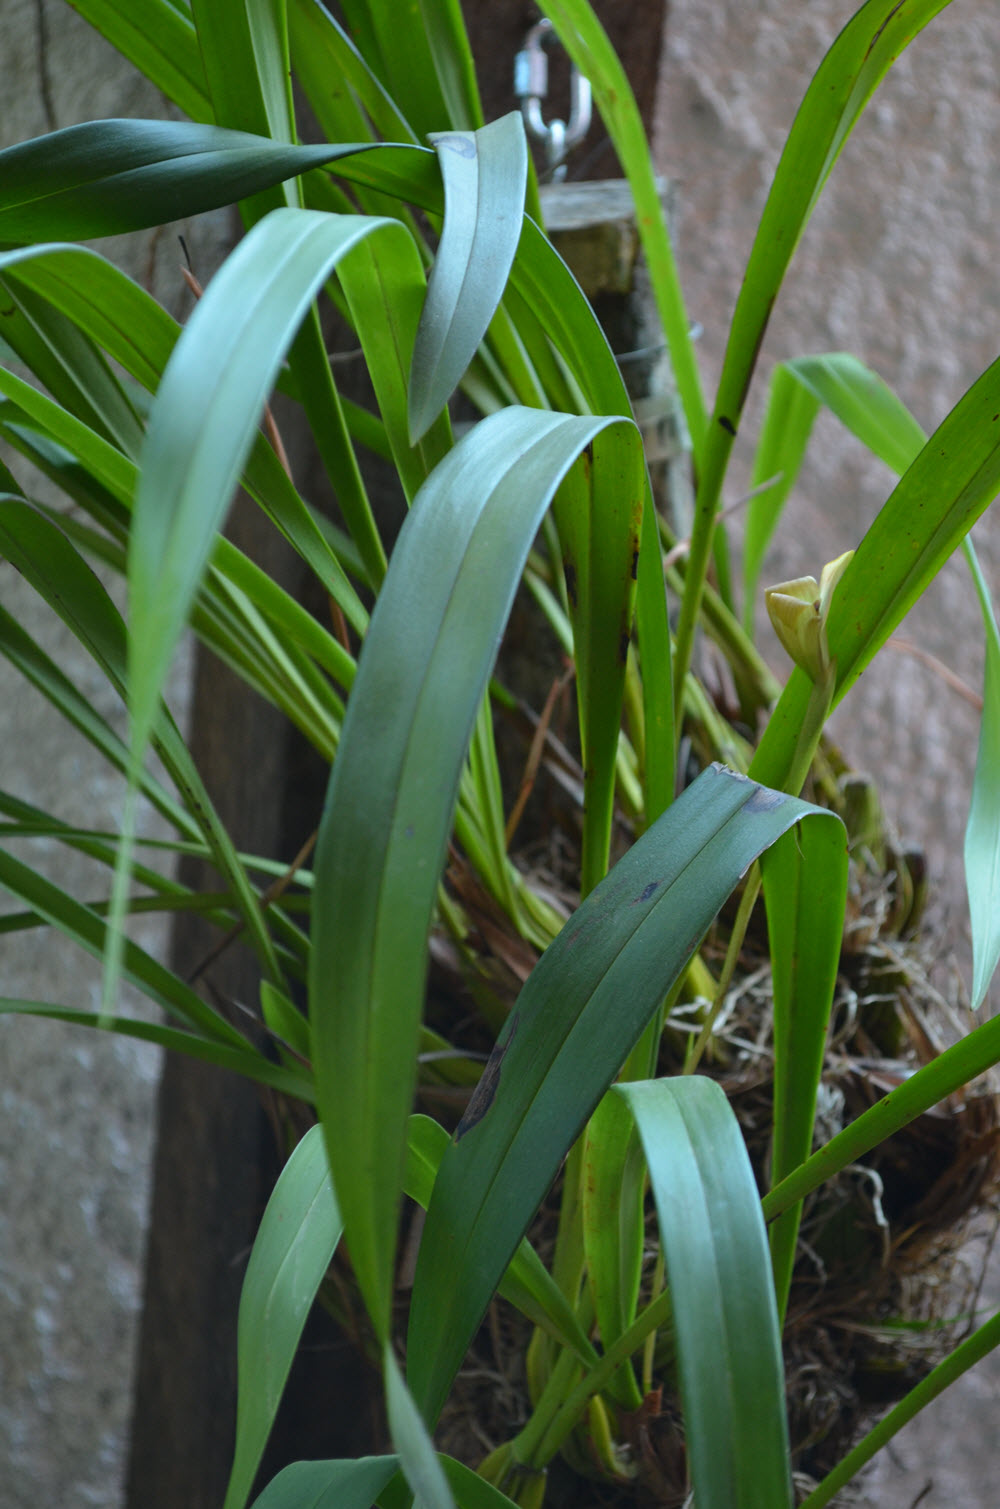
[[455, 1013, 520, 1141]]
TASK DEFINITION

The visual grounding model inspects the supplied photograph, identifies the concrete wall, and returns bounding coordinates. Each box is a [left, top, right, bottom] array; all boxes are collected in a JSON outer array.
[[0, 4, 228, 1504]]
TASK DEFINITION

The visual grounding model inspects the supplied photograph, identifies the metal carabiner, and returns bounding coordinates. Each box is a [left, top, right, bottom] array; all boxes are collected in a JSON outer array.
[[514, 18, 592, 180]]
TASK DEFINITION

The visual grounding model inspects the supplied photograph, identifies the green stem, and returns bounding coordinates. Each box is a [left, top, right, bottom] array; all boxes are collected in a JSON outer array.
[[524, 1288, 674, 1469], [801, 1306, 1000, 1509], [671, 438, 734, 736], [683, 862, 761, 1075]]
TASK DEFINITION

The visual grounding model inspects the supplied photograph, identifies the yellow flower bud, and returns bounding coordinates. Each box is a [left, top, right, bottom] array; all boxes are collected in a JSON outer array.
[[765, 550, 853, 681]]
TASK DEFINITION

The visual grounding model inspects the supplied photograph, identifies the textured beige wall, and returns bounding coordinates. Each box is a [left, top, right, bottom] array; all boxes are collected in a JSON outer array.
[[0, 4, 229, 1505], [655, 4, 1000, 1502], [656, 0, 1000, 941]]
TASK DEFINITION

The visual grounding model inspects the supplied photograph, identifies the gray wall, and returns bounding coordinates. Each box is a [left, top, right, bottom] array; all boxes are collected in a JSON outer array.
[[0, 3, 227, 1504]]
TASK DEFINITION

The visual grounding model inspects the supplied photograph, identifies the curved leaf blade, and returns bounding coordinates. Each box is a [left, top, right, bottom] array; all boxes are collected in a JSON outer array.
[[616, 1077, 792, 1509], [408, 765, 843, 1424], [0, 119, 387, 242], [308, 407, 636, 1342], [224, 1126, 343, 1509], [127, 206, 405, 761], [249, 1457, 399, 1509], [408, 115, 528, 444]]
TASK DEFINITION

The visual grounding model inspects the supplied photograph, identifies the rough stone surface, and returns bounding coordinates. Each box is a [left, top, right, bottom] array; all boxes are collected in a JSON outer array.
[[0, 4, 229, 1505], [654, 3, 1000, 1502]]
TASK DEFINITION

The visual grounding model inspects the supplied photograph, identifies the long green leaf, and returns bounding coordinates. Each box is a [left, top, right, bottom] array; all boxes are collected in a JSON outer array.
[[0, 273, 143, 454], [0, 497, 283, 982], [404, 1115, 599, 1370], [760, 816, 848, 1319], [751, 350, 1000, 788], [192, 0, 295, 146], [0, 847, 242, 1045], [337, 0, 476, 137], [741, 364, 821, 630], [0, 1000, 312, 1100], [535, 0, 705, 458], [288, 0, 417, 147], [409, 765, 844, 1425], [223, 1126, 342, 1509], [964, 545, 1000, 1009], [580, 1091, 645, 1408], [674, 0, 951, 713], [803, 1304, 1000, 1508], [309, 407, 635, 1343], [553, 422, 644, 890], [616, 1077, 792, 1509], [127, 206, 407, 762], [0, 120, 389, 242], [408, 115, 528, 444], [751, 352, 1000, 1008], [764, 1002, 1000, 1222]]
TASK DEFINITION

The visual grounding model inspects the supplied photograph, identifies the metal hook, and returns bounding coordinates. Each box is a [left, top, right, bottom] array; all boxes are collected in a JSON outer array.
[[514, 18, 592, 181]]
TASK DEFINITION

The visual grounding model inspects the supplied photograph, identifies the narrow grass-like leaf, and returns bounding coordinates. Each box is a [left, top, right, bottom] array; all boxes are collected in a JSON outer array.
[[336, 231, 451, 506], [782, 350, 926, 476], [3, 244, 179, 393], [616, 1077, 792, 1509], [0, 598, 194, 836], [309, 407, 634, 1343], [192, 0, 295, 147], [288, 0, 417, 147], [581, 1092, 644, 1408], [405, 1115, 599, 1370], [742, 364, 821, 631], [764, 1003, 1000, 1222], [408, 115, 527, 443], [760, 816, 848, 1318], [0, 497, 282, 982], [412, 0, 484, 133], [0, 1001, 313, 1101], [0, 120, 389, 243], [964, 544, 1000, 1009], [337, 0, 474, 137], [409, 765, 843, 1425], [0, 848, 242, 1046], [802, 1304, 1000, 1508], [223, 1126, 342, 1509], [127, 207, 408, 764], [0, 274, 143, 455], [749, 352, 1000, 1008], [535, 0, 706, 458], [553, 422, 644, 890], [675, 0, 951, 711], [751, 351, 1000, 789]]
